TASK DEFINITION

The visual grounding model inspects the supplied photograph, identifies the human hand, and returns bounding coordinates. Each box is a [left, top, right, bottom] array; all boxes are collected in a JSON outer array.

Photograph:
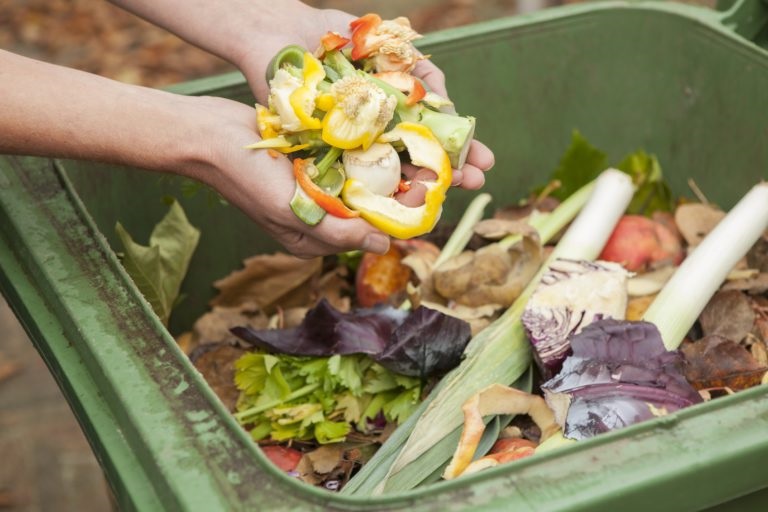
[[235, 3, 494, 206], [188, 96, 391, 259]]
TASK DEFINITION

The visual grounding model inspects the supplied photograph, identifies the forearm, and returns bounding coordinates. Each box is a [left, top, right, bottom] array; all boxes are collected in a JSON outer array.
[[0, 50, 211, 178], [107, 0, 313, 73]]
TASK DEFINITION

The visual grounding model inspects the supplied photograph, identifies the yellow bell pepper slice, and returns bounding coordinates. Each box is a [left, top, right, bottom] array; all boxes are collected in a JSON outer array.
[[289, 52, 325, 130], [244, 136, 309, 154], [341, 122, 451, 239], [255, 104, 281, 140]]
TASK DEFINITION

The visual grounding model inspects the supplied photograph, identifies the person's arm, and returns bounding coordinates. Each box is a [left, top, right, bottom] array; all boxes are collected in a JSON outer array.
[[0, 49, 390, 258], [106, 0, 494, 189]]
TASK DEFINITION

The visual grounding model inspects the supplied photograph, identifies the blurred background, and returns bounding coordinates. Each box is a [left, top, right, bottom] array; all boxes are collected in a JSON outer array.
[[0, 0, 714, 510]]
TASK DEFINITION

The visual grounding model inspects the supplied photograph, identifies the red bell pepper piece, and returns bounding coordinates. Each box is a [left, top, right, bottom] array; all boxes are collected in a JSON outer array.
[[350, 13, 382, 60], [320, 31, 351, 53], [293, 158, 360, 219]]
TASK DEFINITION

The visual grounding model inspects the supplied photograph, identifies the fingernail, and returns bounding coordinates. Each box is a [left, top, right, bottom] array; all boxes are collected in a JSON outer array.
[[362, 233, 390, 254], [451, 170, 464, 186]]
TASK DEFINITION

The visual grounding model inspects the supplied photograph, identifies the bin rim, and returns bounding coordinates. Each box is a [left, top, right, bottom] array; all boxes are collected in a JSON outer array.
[[2, 1, 768, 511]]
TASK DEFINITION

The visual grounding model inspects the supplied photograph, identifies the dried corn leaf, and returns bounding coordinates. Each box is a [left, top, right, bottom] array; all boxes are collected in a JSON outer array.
[[681, 335, 767, 391]]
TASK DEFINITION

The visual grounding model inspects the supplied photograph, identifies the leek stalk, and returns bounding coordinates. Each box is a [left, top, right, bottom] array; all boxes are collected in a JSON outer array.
[[643, 182, 768, 349], [344, 169, 635, 494]]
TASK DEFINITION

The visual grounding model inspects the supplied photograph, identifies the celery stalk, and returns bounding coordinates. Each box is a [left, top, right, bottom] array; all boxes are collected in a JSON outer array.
[[643, 182, 768, 349], [343, 170, 635, 494]]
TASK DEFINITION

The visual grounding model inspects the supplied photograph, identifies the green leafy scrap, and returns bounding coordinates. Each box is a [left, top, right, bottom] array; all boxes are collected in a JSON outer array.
[[115, 200, 200, 326], [540, 131, 674, 216], [549, 130, 608, 200], [616, 150, 675, 215], [234, 352, 421, 444]]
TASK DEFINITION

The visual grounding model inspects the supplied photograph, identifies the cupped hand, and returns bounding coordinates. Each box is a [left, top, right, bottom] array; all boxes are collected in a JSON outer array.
[[189, 96, 390, 259]]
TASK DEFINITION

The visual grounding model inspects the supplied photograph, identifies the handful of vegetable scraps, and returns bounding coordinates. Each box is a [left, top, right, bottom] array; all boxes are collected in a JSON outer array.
[[247, 14, 476, 239]]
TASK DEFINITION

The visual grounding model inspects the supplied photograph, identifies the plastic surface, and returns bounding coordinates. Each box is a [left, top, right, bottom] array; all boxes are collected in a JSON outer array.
[[1, 1, 767, 510]]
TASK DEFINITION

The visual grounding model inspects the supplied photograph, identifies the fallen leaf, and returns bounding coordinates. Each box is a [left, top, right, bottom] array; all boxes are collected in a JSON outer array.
[[433, 232, 543, 308], [211, 253, 322, 312], [681, 335, 767, 391], [194, 301, 268, 345], [699, 290, 755, 343], [721, 273, 768, 295], [674, 203, 725, 247], [493, 196, 560, 221], [305, 444, 345, 474], [418, 300, 501, 336], [116, 200, 200, 326], [746, 234, 768, 272], [190, 343, 246, 411], [268, 307, 310, 330], [472, 218, 538, 241], [313, 267, 351, 313]]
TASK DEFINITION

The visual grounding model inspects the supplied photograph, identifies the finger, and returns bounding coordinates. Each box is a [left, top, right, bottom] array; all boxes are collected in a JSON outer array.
[[457, 164, 486, 190], [310, 216, 391, 255], [465, 140, 495, 171], [401, 163, 437, 181], [395, 181, 427, 207], [412, 59, 448, 98]]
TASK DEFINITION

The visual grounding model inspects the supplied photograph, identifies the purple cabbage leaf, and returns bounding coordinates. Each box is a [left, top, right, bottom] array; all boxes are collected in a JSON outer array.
[[541, 318, 702, 440], [230, 298, 471, 378]]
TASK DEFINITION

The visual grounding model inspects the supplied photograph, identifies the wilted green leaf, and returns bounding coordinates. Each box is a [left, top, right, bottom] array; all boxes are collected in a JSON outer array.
[[617, 150, 675, 215], [116, 200, 200, 325], [549, 130, 608, 200]]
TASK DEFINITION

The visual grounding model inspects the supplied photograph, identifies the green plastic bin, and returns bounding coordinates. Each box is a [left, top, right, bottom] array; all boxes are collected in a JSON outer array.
[[1, 0, 767, 510]]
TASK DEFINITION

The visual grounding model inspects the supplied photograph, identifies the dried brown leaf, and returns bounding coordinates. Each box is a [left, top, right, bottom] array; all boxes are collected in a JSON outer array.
[[749, 338, 768, 367], [193, 301, 268, 345], [472, 219, 538, 241], [190, 343, 246, 411], [681, 335, 767, 391], [674, 203, 725, 247], [313, 267, 351, 313], [419, 300, 501, 336], [210, 254, 322, 311], [493, 197, 560, 221], [699, 290, 756, 342], [721, 273, 768, 295], [268, 307, 310, 330], [746, 234, 768, 272], [305, 445, 345, 475], [433, 233, 543, 308]]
